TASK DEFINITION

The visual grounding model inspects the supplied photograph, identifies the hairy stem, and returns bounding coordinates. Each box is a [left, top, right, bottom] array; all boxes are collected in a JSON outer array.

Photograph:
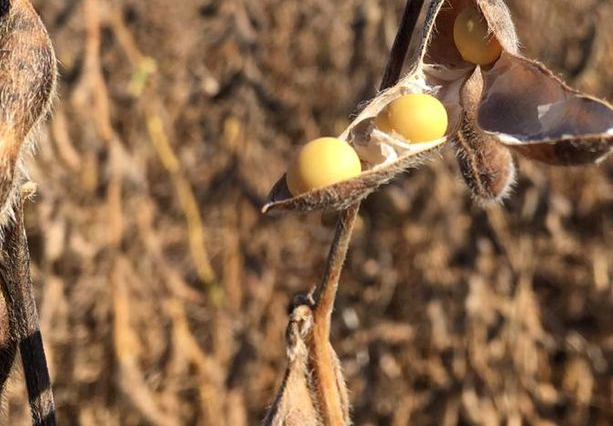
[[311, 204, 360, 331], [309, 204, 359, 426]]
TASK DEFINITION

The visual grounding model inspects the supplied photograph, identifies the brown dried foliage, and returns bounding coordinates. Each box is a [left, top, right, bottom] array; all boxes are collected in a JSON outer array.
[[3, 0, 613, 425]]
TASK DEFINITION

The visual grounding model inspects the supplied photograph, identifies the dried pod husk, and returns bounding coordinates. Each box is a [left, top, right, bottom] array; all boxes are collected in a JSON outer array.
[[0, 288, 16, 395], [262, 0, 487, 214], [263, 0, 521, 214], [262, 305, 320, 426], [424, 0, 519, 202], [477, 53, 613, 165], [0, 0, 56, 228], [262, 304, 349, 426], [262, 138, 445, 214]]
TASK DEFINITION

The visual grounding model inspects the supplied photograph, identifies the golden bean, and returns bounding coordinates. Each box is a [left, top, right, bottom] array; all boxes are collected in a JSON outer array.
[[286, 137, 362, 196], [453, 6, 502, 66], [384, 93, 448, 143]]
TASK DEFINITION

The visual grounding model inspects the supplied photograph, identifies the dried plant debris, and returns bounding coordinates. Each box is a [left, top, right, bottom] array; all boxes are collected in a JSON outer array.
[[479, 54, 613, 165], [262, 305, 321, 426], [264, 0, 613, 212], [262, 303, 349, 426]]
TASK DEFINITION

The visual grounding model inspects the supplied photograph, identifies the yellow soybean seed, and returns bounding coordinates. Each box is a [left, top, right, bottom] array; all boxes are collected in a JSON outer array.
[[286, 137, 362, 196], [453, 6, 502, 66], [374, 111, 393, 134], [386, 93, 448, 143]]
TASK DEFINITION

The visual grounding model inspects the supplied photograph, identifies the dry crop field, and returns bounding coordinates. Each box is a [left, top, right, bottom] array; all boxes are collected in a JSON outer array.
[[3, 0, 613, 425]]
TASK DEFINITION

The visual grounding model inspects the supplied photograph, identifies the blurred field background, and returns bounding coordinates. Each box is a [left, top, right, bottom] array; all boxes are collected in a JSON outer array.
[[3, 0, 613, 424]]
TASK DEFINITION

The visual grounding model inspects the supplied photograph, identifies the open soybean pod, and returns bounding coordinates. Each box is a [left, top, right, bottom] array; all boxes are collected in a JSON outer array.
[[262, 0, 457, 215], [263, 0, 613, 214], [262, 75, 451, 214], [428, 0, 613, 203]]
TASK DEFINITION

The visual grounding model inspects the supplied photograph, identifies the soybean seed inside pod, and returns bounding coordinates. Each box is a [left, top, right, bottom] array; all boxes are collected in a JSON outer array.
[[376, 93, 448, 143], [453, 5, 502, 66], [286, 137, 362, 196]]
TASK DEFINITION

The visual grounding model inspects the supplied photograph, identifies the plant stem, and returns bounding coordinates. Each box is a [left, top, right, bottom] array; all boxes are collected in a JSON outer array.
[[310, 204, 359, 426], [311, 204, 361, 331]]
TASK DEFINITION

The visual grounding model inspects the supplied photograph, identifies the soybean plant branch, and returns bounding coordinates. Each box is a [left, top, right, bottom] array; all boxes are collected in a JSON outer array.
[[311, 203, 361, 333], [309, 203, 359, 426]]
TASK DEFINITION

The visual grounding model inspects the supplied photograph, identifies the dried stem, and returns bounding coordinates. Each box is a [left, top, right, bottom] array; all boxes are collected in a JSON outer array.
[[308, 204, 359, 426], [305, 1, 426, 424], [379, 0, 427, 91]]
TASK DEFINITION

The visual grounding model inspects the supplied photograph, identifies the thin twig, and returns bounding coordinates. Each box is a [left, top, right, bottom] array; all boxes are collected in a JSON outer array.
[[309, 204, 359, 426], [146, 115, 218, 288], [306, 1, 426, 424]]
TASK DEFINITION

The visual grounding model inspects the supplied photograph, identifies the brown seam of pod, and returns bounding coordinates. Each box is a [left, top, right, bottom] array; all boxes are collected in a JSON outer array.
[[411, 0, 447, 67], [505, 135, 613, 166], [455, 117, 516, 203]]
